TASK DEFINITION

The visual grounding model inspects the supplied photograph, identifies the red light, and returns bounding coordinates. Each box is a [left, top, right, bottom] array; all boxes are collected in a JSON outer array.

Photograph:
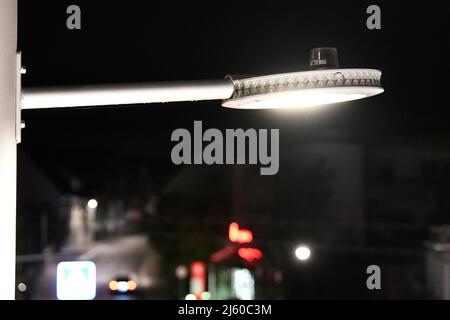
[[191, 262, 206, 278], [190, 262, 206, 295], [238, 248, 263, 262], [228, 222, 253, 244], [211, 246, 236, 263]]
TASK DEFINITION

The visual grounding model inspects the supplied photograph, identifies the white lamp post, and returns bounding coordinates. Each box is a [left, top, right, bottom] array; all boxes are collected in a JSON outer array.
[[0, 0, 18, 301], [0, 0, 383, 299]]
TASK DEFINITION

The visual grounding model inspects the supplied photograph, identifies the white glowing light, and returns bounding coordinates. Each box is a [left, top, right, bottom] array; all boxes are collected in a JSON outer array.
[[175, 265, 188, 280], [223, 87, 383, 110], [57, 261, 96, 300], [87, 199, 98, 209], [117, 281, 129, 293], [185, 294, 197, 300], [232, 269, 255, 300], [17, 283, 27, 292], [295, 246, 312, 261]]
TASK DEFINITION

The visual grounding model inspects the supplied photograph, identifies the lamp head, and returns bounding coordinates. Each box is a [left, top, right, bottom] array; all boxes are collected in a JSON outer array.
[[222, 48, 383, 110]]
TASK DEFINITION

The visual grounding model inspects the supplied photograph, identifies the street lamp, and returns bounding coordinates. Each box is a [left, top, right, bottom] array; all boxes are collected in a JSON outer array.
[[0, 0, 383, 299], [295, 246, 312, 261], [87, 199, 98, 210], [21, 69, 382, 110]]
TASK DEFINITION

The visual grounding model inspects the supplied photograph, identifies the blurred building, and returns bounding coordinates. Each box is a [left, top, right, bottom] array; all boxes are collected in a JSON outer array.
[[17, 154, 67, 255], [426, 226, 450, 299], [16, 154, 68, 299], [66, 197, 96, 251], [159, 136, 450, 299]]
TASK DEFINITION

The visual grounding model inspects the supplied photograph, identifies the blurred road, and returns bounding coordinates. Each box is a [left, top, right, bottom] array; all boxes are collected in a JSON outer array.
[[31, 235, 167, 300]]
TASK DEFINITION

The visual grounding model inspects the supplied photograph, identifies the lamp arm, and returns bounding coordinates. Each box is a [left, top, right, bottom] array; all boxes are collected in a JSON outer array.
[[21, 79, 235, 110]]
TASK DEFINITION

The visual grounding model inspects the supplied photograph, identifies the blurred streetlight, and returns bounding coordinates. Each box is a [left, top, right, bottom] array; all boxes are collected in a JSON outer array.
[[295, 246, 312, 261], [175, 265, 189, 299], [17, 283, 27, 293], [87, 199, 98, 210], [175, 265, 188, 280]]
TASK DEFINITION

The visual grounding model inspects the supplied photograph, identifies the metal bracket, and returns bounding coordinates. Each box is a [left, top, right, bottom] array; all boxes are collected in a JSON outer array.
[[16, 52, 23, 144]]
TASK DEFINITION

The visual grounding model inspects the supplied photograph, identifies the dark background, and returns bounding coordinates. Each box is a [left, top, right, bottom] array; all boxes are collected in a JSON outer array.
[[16, 0, 450, 299]]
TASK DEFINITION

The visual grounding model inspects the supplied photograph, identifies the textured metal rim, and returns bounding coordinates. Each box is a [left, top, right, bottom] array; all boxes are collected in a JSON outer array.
[[222, 68, 383, 108]]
